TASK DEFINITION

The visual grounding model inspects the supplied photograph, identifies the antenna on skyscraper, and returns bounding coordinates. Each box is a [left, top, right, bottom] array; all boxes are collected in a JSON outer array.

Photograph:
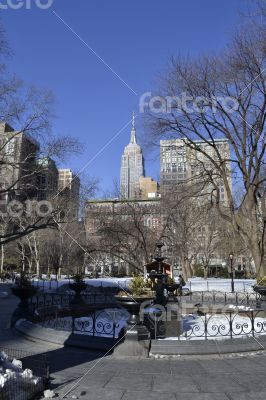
[[132, 111, 135, 130], [130, 111, 137, 144]]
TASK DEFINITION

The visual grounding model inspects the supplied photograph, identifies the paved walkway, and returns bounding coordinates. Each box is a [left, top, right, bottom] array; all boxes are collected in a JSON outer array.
[[1, 283, 266, 400]]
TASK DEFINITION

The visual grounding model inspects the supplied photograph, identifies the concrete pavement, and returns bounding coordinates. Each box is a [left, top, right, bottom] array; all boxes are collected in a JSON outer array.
[[53, 353, 266, 400]]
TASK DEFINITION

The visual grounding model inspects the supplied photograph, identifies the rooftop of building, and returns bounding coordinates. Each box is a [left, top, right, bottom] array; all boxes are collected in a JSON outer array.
[[86, 197, 160, 205], [0, 121, 40, 148], [37, 157, 57, 167], [160, 137, 230, 145]]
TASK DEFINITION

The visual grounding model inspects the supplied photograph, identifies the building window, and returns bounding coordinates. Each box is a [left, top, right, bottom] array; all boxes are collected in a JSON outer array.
[[5, 139, 15, 155]]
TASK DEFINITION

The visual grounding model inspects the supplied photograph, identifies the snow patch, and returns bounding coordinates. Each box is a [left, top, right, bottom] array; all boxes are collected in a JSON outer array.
[[0, 351, 42, 400]]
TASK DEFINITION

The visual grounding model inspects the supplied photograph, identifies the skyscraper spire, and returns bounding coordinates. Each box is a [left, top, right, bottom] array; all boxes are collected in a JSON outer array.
[[130, 111, 136, 144], [132, 111, 135, 129], [120, 112, 144, 199]]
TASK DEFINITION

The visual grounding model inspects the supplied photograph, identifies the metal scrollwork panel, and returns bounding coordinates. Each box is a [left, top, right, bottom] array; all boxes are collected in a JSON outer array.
[[206, 314, 231, 337]]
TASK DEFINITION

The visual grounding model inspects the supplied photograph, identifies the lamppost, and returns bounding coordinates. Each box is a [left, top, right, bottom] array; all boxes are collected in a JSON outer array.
[[229, 253, 235, 293], [155, 241, 165, 274]]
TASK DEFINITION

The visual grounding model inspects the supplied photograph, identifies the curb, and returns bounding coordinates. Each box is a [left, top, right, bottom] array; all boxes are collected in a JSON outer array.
[[15, 320, 121, 351], [150, 335, 266, 356]]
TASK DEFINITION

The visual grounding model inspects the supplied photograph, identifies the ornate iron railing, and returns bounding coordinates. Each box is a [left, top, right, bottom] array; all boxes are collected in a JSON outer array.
[[35, 309, 127, 339], [29, 291, 117, 312], [187, 291, 261, 306], [145, 309, 266, 340], [183, 310, 266, 339]]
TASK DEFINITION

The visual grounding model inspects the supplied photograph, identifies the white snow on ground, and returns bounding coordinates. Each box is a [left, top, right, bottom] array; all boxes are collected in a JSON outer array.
[[39, 308, 130, 339], [184, 278, 256, 293], [0, 351, 42, 400], [32, 277, 256, 294], [159, 312, 266, 341], [32, 277, 131, 292]]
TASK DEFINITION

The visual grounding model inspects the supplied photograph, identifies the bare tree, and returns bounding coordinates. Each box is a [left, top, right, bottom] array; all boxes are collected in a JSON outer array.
[[160, 186, 214, 279], [86, 199, 161, 274], [147, 12, 266, 276], [0, 22, 81, 247]]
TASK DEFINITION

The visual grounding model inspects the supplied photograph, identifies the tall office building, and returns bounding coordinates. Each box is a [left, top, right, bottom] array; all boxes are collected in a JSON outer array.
[[139, 177, 159, 199], [36, 157, 58, 201], [120, 113, 145, 199], [0, 122, 39, 202], [160, 138, 232, 205], [58, 169, 80, 199], [58, 169, 80, 218]]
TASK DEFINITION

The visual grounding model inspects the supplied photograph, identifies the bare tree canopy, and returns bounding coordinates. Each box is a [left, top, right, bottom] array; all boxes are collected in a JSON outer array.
[[0, 21, 82, 247], [146, 12, 266, 276], [86, 199, 161, 273]]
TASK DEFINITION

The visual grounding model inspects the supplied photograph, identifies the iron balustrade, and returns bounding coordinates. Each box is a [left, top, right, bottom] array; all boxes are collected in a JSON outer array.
[[33, 309, 125, 339], [187, 291, 261, 306], [145, 309, 266, 340], [183, 310, 266, 339], [29, 291, 117, 313], [187, 280, 255, 293]]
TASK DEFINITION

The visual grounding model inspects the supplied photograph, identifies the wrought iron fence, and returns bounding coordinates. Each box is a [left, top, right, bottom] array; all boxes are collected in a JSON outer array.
[[145, 309, 266, 340], [34, 309, 127, 339], [32, 279, 130, 292], [187, 280, 255, 293], [187, 291, 261, 306], [0, 347, 49, 400], [29, 291, 117, 312]]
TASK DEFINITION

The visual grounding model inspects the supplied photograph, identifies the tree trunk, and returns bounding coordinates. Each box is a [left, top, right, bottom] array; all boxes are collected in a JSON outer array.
[[0, 244, 4, 274], [234, 191, 265, 277], [182, 258, 193, 280], [35, 260, 40, 276], [250, 239, 266, 277]]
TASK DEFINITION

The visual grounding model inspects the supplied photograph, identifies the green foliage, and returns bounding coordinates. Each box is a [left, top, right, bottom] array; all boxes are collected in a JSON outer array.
[[257, 276, 266, 286], [128, 275, 146, 296], [18, 272, 32, 288], [166, 277, 175, 285], [193, 265, 205, 278], [218, 268, 230, 278], [72, 273, 85, 284], [112, 267, 129, 278]]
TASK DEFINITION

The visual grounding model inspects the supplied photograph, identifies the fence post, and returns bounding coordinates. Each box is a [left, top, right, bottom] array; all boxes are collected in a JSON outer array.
[[113, 311, 116, 338], [251, 310, 255, 337], [204, 313, 208, 340], [93, 311, 96, 337], [72, 316, 75, 333], [229, 312, 233, 339]]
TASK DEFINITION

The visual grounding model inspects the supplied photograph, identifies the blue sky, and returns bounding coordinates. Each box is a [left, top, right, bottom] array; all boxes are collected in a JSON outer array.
[[0, 0, 255, 195]]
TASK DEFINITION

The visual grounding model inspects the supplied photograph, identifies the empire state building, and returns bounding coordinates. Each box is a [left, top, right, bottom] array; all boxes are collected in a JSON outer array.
[[120, 113, 145, 199]]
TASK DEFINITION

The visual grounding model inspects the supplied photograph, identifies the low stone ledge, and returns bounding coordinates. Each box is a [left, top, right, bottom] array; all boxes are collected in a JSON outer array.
[[15, 320, 70, 345], [15, 320, 121, 351], [150, 335, 266, 356]]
